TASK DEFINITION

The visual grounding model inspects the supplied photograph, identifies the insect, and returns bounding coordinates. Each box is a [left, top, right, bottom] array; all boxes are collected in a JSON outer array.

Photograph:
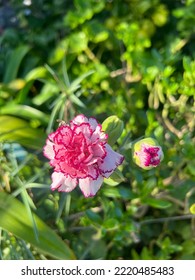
[[56, 119, 66, 127]]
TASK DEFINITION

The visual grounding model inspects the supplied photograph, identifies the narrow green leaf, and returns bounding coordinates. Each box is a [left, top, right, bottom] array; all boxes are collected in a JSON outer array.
[[12, 183, 49, 197], [69, 94, 86, 108], [16, 80, 34, 104], [143, 197, 172, 209], [62, 58, 70, 87], [86, 209, 102, 224], [56, 193, 67, 223], [68, 70, 94, 93], [0, 192, 76, 260], [25, 66, 47, 81], [20, 189, 39, 241], [32, 83, 59, 106], [102, 186, 134, 199], [46, 97, 65, 134], [3, 46, 30, 83], [0, 116, 46, 150], [0, 104, 49, 125], [45, 64, 66, 92]]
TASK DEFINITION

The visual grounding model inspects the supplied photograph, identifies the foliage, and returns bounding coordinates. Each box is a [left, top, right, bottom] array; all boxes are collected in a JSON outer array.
[[0, 0, 195, 260]]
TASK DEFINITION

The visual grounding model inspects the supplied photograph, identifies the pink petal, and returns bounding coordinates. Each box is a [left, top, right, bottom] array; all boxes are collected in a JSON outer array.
[[43, 139, 55, 159], [71, 114, 99, 132], [58, 161, 87, 178], [48, 131, 56, 141], [88, 117, 99, 130], [91, 124, 108, 143], [79, 175, 104, 197], [54, 125, 73, 145], [70, 114, 88, 128], [86, 165, 99, 179], [51, 172, 77, 192], [73, 123, 93, 139], [99, 144, 124, 178], [92, 142, 107, 159]]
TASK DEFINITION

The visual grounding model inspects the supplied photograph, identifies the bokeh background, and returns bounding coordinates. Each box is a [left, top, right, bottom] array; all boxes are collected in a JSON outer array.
[[0, 0, 195, 260]]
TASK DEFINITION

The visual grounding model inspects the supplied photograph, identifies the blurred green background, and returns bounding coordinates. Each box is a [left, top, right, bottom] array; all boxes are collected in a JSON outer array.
[[0, 0, 195, 260]]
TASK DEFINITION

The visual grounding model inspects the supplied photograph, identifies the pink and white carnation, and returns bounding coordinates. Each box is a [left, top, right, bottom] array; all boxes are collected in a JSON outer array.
[[43, 114, 124, 197]]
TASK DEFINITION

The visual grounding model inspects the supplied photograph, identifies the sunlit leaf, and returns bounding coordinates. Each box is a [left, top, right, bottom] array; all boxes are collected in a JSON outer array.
[[0, 104, 49, 125], [0, 116, 46, 150], [143, 197, 172, 209], [0, 192, 76, 260]]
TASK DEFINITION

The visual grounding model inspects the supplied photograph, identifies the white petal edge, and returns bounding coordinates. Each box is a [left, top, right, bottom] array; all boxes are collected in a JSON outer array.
[[51, 172, 77, 192], [91, 124, 108, 142], [71, 114, 99, 131], [79, 176, 104, 197], [99, 144, 124, 178], [43, 139, 55, 159], [70, 114, 88, 127], [88, 117, 99, 130]]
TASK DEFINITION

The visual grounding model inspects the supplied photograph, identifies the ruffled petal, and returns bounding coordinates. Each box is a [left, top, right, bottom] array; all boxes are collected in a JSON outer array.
[[73, 123, 93, 139], [79, 175, 104, 197], [70, 114, 88, 128], [43, 139, 55, 159], [51, 172, 77, 192], [92, 142, 107, 159], [86, 165, 99, 179], [70, 114, 99, 132], [58, 161, 87, 178], [91, 124, 108, 143], [54, 125, 73, 145], [88, 117, 99, 130], [99, 144, 124, 178]]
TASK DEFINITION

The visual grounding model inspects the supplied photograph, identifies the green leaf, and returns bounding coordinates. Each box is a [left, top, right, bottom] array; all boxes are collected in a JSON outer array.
[[3, 46, 30, 83], [104, 169, 125, 186], [68, 32, 88, 53], [84, 20, 109, 43], [16, 80, 34, 104], [102, 186, 134, 200], [69, 94, 86, 108], [68, 70, 94, 93], [143, 197, 172, 209], [32, 83, 59, 106], [0, 192, 76, 260], [25, 66, 47, 81], [103, 218, 119, 230], [64, 0, 105, 29], [86, 209, 102, 224], [102, 115, 124, 146], [104, 177, 120, 186], [0, 104, 49, 125], [0, 116, 46, 150]]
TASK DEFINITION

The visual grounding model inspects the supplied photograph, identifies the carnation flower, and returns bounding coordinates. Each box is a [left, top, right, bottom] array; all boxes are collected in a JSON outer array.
[[43, 114, 124, 197], [132, 137, 164, 170]]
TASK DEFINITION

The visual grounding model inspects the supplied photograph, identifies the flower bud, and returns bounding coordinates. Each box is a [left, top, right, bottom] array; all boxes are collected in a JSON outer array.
[[102, 115, 124, 146], [132, 137, 164, 170]]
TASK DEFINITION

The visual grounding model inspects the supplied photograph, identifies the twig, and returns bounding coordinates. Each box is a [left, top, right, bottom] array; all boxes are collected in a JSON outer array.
[[140, 214, 195, 227]]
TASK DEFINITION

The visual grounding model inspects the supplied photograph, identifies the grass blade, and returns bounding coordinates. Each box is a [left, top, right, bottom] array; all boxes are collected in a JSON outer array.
[[0, 116, 46, 150], [0, 192, 76, 260], [3, 46, 30, 83]]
